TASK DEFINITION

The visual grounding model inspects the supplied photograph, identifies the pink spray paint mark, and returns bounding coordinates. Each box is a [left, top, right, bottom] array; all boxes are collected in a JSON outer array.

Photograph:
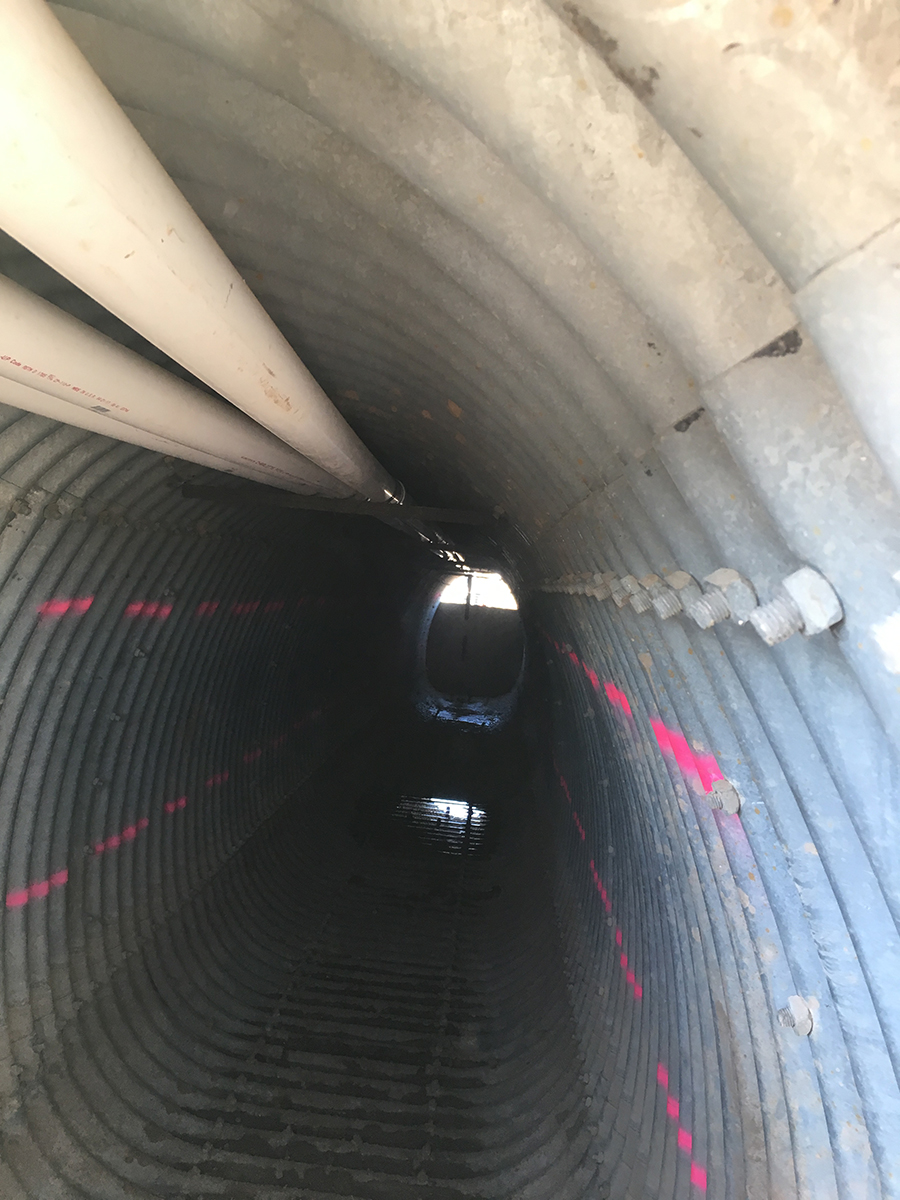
[[6, 868, 68, 908], [549, 637, 725, 799], [264, 600, 285, 613], [231, 600, 260, 616], [650, 719, 723, 795], [243, 748, 263, 764], [584, 666, 601, 691], [94, 816, 150, 855], [657, 1063, 707, 1190], [124, 600, 172, 620], [603, 681, 633, 718], [164, 796, 187, 814], [204, 770, 229, 788], [195, 600, 219, 617], [37, 596, 93, 618]]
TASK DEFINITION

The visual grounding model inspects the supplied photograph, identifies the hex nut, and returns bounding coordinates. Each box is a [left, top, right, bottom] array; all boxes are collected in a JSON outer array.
[[751, 567, 843, 645], [782, 567, 843, 636], [617, 575, 651, 613], [640, 574, 683, 619], [777, 995, 813, 1037], [707, 778, 741, 815], [704, 568, 758, 625], [667, 570, 702, 609], [589, 571, 617, 600]]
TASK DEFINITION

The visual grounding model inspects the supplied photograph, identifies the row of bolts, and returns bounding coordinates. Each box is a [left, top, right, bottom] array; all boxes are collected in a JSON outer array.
[[539, 564, 834, 1037], [537, 564, 843, 646]]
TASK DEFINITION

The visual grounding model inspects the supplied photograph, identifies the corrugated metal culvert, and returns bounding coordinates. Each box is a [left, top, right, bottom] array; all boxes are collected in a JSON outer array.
[[1, 2, 900, 1198]]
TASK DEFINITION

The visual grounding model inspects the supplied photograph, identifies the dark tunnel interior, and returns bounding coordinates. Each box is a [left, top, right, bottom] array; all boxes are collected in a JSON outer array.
[[2, 3, 900, 1200]]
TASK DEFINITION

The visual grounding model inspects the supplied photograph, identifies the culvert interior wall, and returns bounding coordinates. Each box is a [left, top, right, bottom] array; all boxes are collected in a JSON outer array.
[[1, 3, 900, 1199]]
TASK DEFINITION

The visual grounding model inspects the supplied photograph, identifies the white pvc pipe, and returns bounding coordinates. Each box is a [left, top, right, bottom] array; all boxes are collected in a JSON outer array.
[[0, 0, 398, 503], [0, 274, 353, 496]]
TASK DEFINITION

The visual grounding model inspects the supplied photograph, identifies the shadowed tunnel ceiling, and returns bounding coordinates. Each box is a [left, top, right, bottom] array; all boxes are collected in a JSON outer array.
[[1, 2, 900, 1198]]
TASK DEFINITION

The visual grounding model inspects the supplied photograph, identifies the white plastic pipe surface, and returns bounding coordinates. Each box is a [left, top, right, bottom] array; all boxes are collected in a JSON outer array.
[[0, 274, 353, 496], [0, 0, 398, 503]]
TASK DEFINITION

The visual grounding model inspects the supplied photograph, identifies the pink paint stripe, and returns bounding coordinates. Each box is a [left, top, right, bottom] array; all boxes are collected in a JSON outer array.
[[651, 718, 723, 795], [6, 868, 68, 908], [204, 770, 229, 788], [231, 600, 260, 616], [603, 680, 633, 717], [124, 600, 172, 619], [243, 747, 263, 764], [37, 596, 93, 618], [548, 636, 725, 796], [164, 796, 187, 814], [657, 1062, 707, 1190], [94, 815, 149, 855], [195, 600, 219, 617]]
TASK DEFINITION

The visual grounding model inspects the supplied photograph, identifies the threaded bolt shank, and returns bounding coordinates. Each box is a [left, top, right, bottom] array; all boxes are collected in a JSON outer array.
[[750, 593, 804, 645]]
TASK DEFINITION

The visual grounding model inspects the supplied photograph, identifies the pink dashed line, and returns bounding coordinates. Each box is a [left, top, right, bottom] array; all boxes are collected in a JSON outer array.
[[204, 770, 229, 788], [264, 600, 285, 613], [124, 600, 172, 620], [548, 637, 725, 797], [37, 596, 93, 618], [604, 681, 633, 718], [657, 1063, 707, 1190], [231, 600, 260, 616], [6, 868, 68, 908], [195, 600, 220, 617], [587, 847, 643, 998], [270, 733, 288, 750], [243, 747, 263, 764], [94, 815, 150, 855], [164, 796, 187, 814]]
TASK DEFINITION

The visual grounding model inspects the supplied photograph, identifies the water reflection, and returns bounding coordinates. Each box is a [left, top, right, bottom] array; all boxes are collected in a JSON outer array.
[[394, 796, 488, 855]]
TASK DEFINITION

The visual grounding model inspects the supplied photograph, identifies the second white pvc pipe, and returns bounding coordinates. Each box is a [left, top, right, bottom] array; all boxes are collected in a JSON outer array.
[[0, 0, 398, 503], [0, 274, 353, 496]]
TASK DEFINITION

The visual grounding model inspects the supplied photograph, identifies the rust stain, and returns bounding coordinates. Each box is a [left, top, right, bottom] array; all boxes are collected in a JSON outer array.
[[447, 399, 463, 419], [342, 389, 359, 401]]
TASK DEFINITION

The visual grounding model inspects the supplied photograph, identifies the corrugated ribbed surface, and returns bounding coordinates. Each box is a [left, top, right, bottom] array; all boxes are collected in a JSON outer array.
[[0, 2, 899, 1197]]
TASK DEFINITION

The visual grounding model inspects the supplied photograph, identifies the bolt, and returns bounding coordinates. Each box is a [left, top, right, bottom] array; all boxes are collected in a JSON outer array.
[[705, 568, 758, 624], [687, 588, 731, 629], [777, 994, 813, 1036], [750, 567, 842, 645], [667, 570, 703, 611], [707, 778, 741, 815], [589, 571, 617, 601], [750, 593, 803, 645], [641, 574, 682, 619], [612, 574, 650, 612], [687, 568, 757, 629], [629, 589, 652, 615]]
